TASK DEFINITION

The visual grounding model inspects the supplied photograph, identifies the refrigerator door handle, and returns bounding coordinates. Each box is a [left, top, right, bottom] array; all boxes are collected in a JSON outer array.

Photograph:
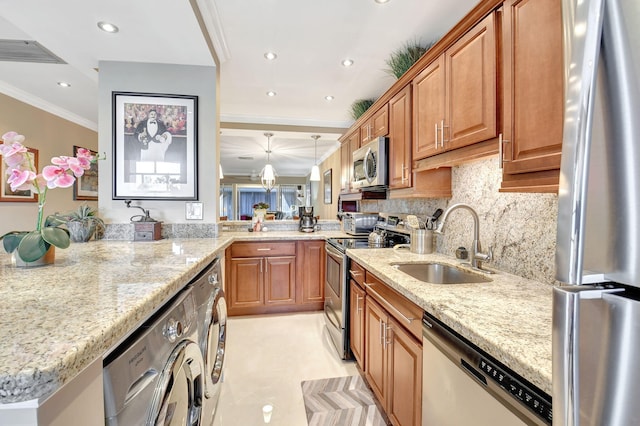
[[553, 286, 623, 426], [555, 0, 605, 284]]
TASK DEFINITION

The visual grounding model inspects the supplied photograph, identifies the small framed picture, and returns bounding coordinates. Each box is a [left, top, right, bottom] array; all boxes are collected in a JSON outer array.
[[0, 147, 39, 202], [112, 91, 198, 200], [185, 202, 203, 220], [73, 146, 98, 200], [323, 168, 332, 204]]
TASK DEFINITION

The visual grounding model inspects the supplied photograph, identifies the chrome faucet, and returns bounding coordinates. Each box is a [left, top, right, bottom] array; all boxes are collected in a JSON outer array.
[[435, 203, 493, 272]]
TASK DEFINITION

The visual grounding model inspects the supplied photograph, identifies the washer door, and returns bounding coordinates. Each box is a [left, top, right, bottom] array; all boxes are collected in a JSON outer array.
[[206, 289, 227, 385], [148, 340, 205, 426]]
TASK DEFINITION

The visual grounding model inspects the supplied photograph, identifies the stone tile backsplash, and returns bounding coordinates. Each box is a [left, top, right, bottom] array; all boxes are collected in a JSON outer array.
[[363, 157, 559, 285]]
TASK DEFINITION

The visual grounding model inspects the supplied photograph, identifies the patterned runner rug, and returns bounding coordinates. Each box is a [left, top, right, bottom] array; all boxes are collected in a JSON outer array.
[[301, 375, 388, 426]]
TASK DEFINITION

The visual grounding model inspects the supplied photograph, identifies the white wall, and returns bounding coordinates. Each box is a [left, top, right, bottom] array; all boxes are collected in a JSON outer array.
[[97, 61, 218, 224]]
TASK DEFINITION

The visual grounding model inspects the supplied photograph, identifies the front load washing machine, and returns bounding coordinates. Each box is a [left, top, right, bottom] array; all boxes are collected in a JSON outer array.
[[103, 287, 206, 425], [189, 256, 227, 425]]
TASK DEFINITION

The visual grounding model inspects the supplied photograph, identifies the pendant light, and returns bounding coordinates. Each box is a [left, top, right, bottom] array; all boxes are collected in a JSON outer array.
[[310, 135, 321, 181], [260, 132, 276, 191]]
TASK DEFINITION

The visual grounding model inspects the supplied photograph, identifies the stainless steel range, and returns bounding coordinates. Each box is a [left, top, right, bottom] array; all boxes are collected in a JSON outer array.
[[324, 213, 414, 360]]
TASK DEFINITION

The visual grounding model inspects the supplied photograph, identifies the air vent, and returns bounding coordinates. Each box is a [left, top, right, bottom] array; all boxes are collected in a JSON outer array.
[[0, 40, 66, 64], [238, 156, 254, 160]]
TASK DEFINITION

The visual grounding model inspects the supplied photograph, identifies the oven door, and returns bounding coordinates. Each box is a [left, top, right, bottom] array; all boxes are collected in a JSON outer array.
[[324, 242, 347, 357]]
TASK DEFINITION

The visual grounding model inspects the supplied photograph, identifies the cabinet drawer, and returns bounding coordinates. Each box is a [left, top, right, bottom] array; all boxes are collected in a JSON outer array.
[[364, 271, 423, 341], [230, 241, 296, 258], [349, 261, 366, 286]]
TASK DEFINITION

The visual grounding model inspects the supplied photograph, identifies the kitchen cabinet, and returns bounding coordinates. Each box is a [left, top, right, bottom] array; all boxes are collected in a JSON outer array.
[[297, 240, 325, 309], [360, 104, 389, 145], [499, 0, 563, 192], [340, 129, 360, 191], [349, 261, 366, 367], [226, 241, 297, 316], [363, 271, 422, 426], [412, 12, 497, 161], [388, 85, 412, 189]]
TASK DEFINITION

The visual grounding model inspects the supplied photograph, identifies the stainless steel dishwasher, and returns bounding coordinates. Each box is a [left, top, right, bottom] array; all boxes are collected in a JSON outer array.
[[421, 311, 551, 426]]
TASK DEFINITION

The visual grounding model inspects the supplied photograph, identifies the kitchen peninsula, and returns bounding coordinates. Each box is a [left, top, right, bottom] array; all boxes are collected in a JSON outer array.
[[0, 231, 553, 424]]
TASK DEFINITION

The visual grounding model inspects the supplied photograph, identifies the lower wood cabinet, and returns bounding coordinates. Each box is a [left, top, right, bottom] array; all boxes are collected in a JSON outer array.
[[349, 279, 366, 367], [361, 271, 423, 426], [226, 240, 324, 316]]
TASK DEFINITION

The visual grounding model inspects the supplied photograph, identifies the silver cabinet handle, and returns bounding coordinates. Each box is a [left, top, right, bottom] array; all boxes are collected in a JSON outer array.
[[435, 123, 439, 150], [499, 133, 511, 169], [356, 294, 363, 313], [257, 248, 271, 251], [384, 323, 392, 348], [379, 318, 384, 345]]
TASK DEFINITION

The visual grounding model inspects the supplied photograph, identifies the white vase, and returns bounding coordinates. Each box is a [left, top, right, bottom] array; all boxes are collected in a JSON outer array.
[[14, 246, 56, 268]]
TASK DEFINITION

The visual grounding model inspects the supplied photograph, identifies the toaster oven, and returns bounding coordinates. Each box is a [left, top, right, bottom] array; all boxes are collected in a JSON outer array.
[[342, 212, 379, 235]]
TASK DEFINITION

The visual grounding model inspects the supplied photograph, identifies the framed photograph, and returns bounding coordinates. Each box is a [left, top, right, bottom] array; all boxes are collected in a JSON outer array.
[[73, 146, 98, 200], [0, 147, 38, 202], [323, 169, 332, 204], [112, 91, 198, 200]]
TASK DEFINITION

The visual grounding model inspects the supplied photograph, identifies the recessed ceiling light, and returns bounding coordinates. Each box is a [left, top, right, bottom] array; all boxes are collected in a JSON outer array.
[[341, 59, 354, 67], [57, 81, 71, 88], [325, 95, 334, 101], [374, 0, 391, 3], [97, 21, 119, 33], [266, 91, 277, 97], [264, 52, 277, 60]]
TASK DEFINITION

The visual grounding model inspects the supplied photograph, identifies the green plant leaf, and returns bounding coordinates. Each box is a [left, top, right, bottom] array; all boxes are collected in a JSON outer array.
[[1, 232, 27, 253], [17, 231, 49, 262], [42, 226, 71, 249]]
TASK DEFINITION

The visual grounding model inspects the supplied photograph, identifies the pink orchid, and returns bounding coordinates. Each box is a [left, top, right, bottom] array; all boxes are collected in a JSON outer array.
[[1, 131, 26, 144], [42, 165, 76, 188], [0, 142, 29, 168], [7, 168, 36, 192]]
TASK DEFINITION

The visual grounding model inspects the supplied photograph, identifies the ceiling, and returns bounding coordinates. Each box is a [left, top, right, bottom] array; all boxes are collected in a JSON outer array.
[[0, 0, 479, 178]]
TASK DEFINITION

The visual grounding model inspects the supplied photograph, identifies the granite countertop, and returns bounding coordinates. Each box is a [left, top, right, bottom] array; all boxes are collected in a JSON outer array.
[[0, 231, 341, 404], [0, 230, 552, 406], [346, 248, 553, 395]]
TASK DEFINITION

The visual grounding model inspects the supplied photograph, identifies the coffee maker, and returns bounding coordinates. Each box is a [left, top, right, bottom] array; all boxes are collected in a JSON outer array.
[[298, 206, 317, 233]]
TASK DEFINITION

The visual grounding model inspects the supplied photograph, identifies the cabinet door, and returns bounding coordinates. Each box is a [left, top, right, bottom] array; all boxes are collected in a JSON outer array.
[[387, 317, 422, 426], [388, 85, 412, 189], [228, 257, 263, 310], [340, 141, 351, 191], [364, 296, 389, 407], [264, 256, 296, 305], [501, 0, 563, 191], [349, 280, 366, 368], [413, 56, 446, 161], [298, 240, 325, 306], [372, 104, 389, 138], [446, 12, 497, 150]]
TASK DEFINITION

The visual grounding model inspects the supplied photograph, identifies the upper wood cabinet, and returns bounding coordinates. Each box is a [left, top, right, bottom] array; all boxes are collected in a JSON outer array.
[[499, 0, 563, 192], [388, 85, 412, 189], [413, 12, 497, 161], [360, 104, 389, 145]]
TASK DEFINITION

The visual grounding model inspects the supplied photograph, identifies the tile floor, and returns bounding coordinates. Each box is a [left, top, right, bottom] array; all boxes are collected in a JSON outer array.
[[212, 311, 359, 425]]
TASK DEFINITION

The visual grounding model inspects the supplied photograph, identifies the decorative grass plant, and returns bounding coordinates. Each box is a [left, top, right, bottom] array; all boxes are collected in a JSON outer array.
[[350, 98, 376, 121], [385, 39, 436, 79]]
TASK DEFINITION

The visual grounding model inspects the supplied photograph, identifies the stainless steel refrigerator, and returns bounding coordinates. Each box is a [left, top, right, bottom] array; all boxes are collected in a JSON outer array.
[[554, 0, 640, 424]]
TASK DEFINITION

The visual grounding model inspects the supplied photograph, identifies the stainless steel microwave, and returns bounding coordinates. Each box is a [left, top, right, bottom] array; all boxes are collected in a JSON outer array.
[[352, 137, 388, 189]]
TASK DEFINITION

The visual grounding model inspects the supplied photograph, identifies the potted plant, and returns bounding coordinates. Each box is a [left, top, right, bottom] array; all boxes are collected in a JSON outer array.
[[0, 131, 100, 265], [60, 205, 105, 242], [384, 39, 435, 79]]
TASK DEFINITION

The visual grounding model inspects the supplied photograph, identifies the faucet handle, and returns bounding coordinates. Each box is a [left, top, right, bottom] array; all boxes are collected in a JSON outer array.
[[486, 245, 493, 262]]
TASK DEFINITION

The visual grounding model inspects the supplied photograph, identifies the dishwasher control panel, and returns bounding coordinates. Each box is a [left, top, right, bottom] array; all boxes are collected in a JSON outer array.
[[479, 357, 553, 424]]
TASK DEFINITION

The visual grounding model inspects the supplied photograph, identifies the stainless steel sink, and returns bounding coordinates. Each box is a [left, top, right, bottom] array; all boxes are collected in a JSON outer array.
[[391, 262, 492, 284]]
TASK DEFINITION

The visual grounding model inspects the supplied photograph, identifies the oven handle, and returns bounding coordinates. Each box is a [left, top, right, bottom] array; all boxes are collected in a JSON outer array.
[[325, 242, 344, 260]]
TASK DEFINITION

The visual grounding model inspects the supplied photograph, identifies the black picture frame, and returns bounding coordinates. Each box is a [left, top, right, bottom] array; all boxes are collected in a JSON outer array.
[[323, 169, 332, 204], [112, 91, 198, 200]]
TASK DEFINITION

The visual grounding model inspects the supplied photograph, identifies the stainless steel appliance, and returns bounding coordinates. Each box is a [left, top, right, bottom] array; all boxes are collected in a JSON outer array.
[[342, 212, 379, 235], [324, 236, 371, 359], [189, 257, 227, 425], [103, 287, 205, 425], [299, 206, 317, 232], [554, 0, 640, 424], [352, 137, 388, 189], [422, 312, 551, 425]]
